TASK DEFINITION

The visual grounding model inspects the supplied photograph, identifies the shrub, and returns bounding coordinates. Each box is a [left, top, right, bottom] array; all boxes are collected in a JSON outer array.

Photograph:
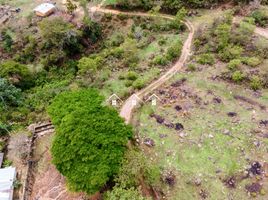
[[0, 123, 11, 136], [104, 187, 146, 200], [109, 47, 124, 59], [228, 59, 241, 70], [48, 89, 133, 195], [219, 45, 243, 62], [232, 22, 255, 45], [166, 40, 183, 61], [232, 70, 245, 83], [196, 53, 215, 65], [125, 80, 133, 87], [77, 56, 103, 81], [0, 60, 31, 88], [133, 79, 145, 89], [250, 76, 262, 90], [243, 57, 261, 67], [126, 71, 139, 81], [0, 78, 22, 107], [1, 29, 13, 52], [3, 159, 12, 167], [106, 33, 125, 47], [152, 55, 168, 66], [215, 23, 231, 51], [187, 63, 196, 71], [250, 10, 268, 27]]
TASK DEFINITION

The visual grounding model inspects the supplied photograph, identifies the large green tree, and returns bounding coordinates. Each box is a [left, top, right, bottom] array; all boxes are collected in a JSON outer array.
[[48, 89, 133, 194]]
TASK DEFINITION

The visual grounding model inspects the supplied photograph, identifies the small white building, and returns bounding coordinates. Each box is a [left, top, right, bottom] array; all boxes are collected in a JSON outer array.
[[33, 3, 56, 17], [0, 167, 16, 200]]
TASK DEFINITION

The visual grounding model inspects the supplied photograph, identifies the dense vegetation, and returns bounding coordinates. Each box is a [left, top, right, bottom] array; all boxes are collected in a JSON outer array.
[[194, 11, 268, 90], [48, 89, 133, 194], [113, 0, 268, 12]]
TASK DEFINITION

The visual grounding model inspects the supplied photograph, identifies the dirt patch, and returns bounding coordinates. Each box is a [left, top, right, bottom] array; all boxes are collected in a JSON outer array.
[[30, 153, 85, 200]]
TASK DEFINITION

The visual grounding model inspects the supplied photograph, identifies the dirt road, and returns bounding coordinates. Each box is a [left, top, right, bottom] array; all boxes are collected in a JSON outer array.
[[90, 6, 195, 124]]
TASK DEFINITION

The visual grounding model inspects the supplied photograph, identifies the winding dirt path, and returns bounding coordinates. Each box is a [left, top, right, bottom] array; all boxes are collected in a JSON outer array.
[[90, 6, 195, 124]]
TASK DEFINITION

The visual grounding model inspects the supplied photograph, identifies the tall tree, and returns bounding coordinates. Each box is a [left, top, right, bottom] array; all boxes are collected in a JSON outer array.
[[48, 89, 133, 194]]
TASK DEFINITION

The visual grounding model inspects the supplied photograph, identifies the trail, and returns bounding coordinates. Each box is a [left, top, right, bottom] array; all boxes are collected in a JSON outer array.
[[90, 6, 195, 124]]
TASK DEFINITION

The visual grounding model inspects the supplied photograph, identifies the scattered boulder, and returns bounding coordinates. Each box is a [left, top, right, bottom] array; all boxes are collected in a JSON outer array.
[[194, 178, 202, 186], [162, 171, 176, 186], [144, 138, 155, 147], [248, 161, 262, 175], [175, 123, 184, 131], [164, 121, 174, 129], [227, 112, 237, 117], [174, 105, 182, 111], [260, 120, 268, 127], [245, 182, 262, 194], [225, 177, 236, 188], [199, 189, 208, 199], [150, 114, 165, 124], [213, 97, 222, 104]]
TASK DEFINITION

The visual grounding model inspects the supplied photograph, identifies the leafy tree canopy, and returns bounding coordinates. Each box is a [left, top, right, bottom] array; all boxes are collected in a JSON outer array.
[[0, 78, 22, 108], [48, 89, 133, 194]]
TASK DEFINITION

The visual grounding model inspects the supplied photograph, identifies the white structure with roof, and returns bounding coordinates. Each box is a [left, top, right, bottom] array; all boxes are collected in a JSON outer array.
[[0, 167, 16, 200], [34, 3, 56, 17]]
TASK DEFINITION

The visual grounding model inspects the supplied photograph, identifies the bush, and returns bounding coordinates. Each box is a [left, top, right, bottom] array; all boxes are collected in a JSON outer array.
[[48, 89, 133, 195], [219, 45, 243, 62], [126, 71, 139, 81], [1, 29, 13, 52], [232, 22, 255, 45], [187, 63, 196, 71], [243, 57, 261, 67], [250, 76, 262, 90], [196, 53, 215, 65], [232, 70, 245, 83], [133, 79, 145, 89], [0, 60, 32, 88], [152, 55, 168, 66], [0, 78, 22, 107], [251, 10, 268, 27], [104, 187, 146, 200], [166, 40, 183, 61], [228, 59, 241, 70]]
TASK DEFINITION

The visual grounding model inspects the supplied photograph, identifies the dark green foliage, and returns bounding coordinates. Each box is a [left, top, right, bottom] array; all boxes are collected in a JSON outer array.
[[1, 29, 13, 52], [0, 60, 32, 88], [0, 78, 22, 108], [250, 10, 268, 27], [126, 71, 139, 81], [219, 45, 243, 62], [166, 39, 183, 61], [39, 17, 82, 55], [152, 55, 168, 66], [82, 17, 102, 43], [48, 89, 133, 195]]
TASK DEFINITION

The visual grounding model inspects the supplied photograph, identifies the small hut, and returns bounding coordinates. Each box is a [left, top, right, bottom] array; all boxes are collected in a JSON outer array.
[[33, 3, 56, 17]]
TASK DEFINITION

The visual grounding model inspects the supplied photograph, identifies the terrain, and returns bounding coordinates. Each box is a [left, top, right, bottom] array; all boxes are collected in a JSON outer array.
[[0, 0, 268, 200]]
